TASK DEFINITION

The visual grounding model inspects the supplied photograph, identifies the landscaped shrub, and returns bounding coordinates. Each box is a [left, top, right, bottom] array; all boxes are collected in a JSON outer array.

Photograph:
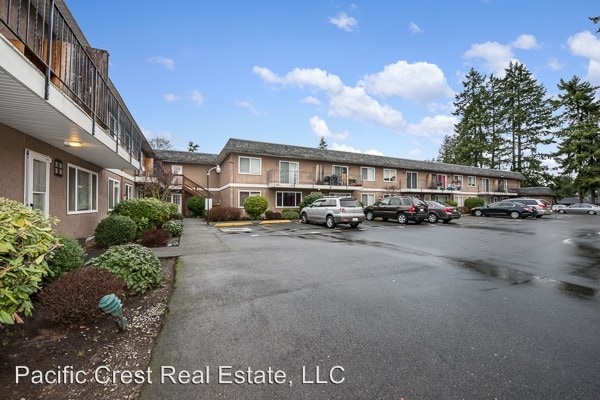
[[162, 220, 183, 237], [186, 195, 206, 217], [139, 228, 170, 247], [46, 235, 85, 281], [264, 210, 283, 220], [209, 206, 242, 221], [111, 198, 175, 234], [39, 267, 125, 325], [94, 215, 137, 248], [281, 209, 300, 220], [297, 193, 324, 211], [464, 197, 485, 210], [446, 200, 458, 207], [87, 244, 163, 295], [244, 195, 269, 219], [0, 197, 60, 325]]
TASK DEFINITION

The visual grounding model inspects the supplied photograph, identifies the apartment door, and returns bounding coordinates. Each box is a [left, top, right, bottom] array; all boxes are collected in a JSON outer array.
[[24, 149, 51, 216], [170, 193, 182, 214], [279, 161, 299, 184]]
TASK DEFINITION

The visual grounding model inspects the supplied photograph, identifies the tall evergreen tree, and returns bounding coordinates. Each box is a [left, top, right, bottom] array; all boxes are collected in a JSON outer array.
[[552, 76, 600, 202], [318, 137, 328, 150], [499, 62, 556, 185]]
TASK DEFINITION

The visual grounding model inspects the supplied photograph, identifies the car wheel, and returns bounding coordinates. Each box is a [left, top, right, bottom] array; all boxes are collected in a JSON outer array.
[[428, 213, 438, 224], [326, 215, 336, 229], [588, 210, 596, 215], [474, 210, 483, 217], [558, 209, 566, 214], [365, 211, 374, 221], [510, 211, 520, 219], [301, 213, 309, 224], [397, 213, 408, 224]]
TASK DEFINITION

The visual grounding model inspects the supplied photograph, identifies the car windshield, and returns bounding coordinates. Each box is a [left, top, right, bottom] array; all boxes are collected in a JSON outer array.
[[340, 198, 361, 207], [412, 198, 427, 206]]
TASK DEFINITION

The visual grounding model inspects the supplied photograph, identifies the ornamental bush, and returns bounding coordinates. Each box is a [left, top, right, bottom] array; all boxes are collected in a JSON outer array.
[[46, 235, 85, 281], [464, 197, 485, 210], [297, 193, 323, 211], [39, 267, 125, 325], [87, 244, 162, 295], [94, 215, 137, 248], [243, 195, 268, 219], [281, 209, 300, 220], [0, 197, 60, 325], [186, 195, 205, 217], [162, 220, 183, 237], [111, 198, 176, 234], [139, 228, 170, 247], [209, 206, 241, 221]]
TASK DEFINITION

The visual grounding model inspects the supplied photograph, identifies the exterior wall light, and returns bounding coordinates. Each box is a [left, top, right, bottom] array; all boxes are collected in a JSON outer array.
[[64, 140, 83, 148]]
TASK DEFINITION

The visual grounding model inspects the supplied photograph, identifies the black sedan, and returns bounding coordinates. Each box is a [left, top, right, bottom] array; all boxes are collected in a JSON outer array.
[[470, 201, 537, 219], [426, 201, 461, 223]]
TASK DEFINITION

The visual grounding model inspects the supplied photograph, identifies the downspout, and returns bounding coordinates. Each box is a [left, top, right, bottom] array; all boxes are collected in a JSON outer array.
[[44, 0, 56, 100]]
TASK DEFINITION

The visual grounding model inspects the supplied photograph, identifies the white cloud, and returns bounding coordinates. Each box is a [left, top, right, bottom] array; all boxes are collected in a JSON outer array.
[[301, 96, 322, 105], [408, 148, 422, 157], [189, 90, 204, 107], [567, 31, 600, 83], [309, 116, 349, 140], [512, 34, 539, 50], [164, 93, 180, 102], [330, 143, 362, 153], [463, 41, 517, 75], [547, 57, 563, 71], [360, 60, 454, 102], [409, 22, 423, 34], [406, 114, 457, 138], [235, 99, 263, 115], [329, 12, 358, 32], [365, 149, 384, 156], [147, 56, 176, 70]]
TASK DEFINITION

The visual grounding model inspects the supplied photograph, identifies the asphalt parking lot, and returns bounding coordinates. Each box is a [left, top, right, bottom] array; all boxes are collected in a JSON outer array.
[[144, 213, 600, 400]]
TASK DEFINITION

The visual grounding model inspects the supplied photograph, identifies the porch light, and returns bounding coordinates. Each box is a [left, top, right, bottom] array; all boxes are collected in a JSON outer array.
[[64, 140, 82, 148]]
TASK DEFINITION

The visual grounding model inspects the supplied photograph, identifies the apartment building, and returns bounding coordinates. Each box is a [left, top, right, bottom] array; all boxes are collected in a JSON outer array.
[[157, 138, 525, 216], [0, 0, 154, 238]]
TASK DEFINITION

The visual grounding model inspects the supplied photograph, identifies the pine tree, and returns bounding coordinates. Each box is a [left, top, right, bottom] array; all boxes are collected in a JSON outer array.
[[552, 76, 600, 202], [318, 137, 328, 150]]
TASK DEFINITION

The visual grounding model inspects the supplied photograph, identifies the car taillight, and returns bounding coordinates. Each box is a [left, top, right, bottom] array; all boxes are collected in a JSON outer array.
[[539, 204, 547, 208], [444, 207, 453, 212], [409, 205, 415, 212]]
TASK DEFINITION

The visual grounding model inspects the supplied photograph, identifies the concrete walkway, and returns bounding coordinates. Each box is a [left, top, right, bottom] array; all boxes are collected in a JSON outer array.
[[151, 218, 230, 258]]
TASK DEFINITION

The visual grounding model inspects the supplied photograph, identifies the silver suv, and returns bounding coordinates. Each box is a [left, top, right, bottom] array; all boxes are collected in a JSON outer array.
[[300, 196, 365, 228], [512, 198, 552, 217]]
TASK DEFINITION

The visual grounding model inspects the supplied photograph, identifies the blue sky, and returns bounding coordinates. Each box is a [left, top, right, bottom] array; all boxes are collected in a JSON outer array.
[[67, 1, 600, 162]]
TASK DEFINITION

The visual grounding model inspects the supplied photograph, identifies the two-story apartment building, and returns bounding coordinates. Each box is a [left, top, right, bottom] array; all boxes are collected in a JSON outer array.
[[156, 138, 525, 216], [0, 0, 154, 238]]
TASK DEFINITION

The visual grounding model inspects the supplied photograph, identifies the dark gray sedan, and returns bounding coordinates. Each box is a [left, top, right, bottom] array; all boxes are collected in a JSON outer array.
[[426, 201, 461, 223]]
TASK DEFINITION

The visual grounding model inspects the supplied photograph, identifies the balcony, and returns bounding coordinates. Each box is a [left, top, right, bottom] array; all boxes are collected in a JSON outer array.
[[266, 170, 363, 189], [0, 0, 145, 169]]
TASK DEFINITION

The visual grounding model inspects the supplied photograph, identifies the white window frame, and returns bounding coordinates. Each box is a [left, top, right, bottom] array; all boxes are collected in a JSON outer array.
[[453, 175, 463, 186], [361, 193, 376, 206], [383, 169, 397, 182], [239, 190, 262, 208], [124, 183, 133, 200], [361, 167, 375, 182], [468, 176, 476, 187], [108, 178, 121, 211], [406, 172, 418, 189], [239, 156, 261, 175], [67, 164, 98, 214], [276, 191, 302, 208], [482, 178, 490, 192]]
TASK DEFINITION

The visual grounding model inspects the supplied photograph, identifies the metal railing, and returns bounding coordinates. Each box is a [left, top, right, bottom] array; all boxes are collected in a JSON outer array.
[[0, 0, 142, 162]]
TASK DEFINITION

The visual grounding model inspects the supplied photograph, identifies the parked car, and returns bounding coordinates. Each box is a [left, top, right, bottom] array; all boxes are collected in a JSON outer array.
[[511, 198, 552, 218], [300, 196, 365, 228], [425, 201, 461, 224], [470, 201, 537, 219], [363, 196, 428, 224], [552, 204, 567, 212], [557, 203, 600, 215]]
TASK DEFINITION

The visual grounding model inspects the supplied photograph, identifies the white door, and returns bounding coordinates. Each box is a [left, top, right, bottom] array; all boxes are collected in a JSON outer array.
[[171, 193, 182, 214], [24, 149, 51, 216], [280, 161, 299, 184]]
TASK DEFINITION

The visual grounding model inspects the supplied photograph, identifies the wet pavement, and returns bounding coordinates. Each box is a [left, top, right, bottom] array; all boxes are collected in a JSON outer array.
[[142, 215, 600, 399]]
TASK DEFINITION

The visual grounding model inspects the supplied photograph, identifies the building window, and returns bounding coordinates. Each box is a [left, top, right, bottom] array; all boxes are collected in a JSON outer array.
[[468, 176, 476, 187], [406, 172, 418, 189], [383, 169, 396, 182], [67, 165, 98, 213], [361, 167, 375, 182], [124, 183, 133, 200], [239, 190, 261, 208], [453, 175, 463, 187], [239, 156, 261, 175], [482, 178, 490, 192], [276, 192, 302, 208], [361, 193, 376, 206], [108, 178, 120, 211]]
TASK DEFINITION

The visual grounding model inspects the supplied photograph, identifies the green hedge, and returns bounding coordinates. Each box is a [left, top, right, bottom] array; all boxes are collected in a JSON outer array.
[[111, 198, 176, 235]]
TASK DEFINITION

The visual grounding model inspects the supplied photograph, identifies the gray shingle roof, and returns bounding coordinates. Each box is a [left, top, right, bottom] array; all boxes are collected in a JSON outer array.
[[217, 138, 525, 180], [516, 187, 555, 196], [153, 150, 218, 165]]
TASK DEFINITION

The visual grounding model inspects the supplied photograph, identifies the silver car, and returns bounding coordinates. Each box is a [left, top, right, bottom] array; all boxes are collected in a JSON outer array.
[[557, 203, 600, 215], [300, 196, 365, 228], [511, 198, 552, 217]]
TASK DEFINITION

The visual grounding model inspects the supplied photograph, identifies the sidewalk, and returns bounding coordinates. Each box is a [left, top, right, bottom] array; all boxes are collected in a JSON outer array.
[[151, 217, 229, 258]]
